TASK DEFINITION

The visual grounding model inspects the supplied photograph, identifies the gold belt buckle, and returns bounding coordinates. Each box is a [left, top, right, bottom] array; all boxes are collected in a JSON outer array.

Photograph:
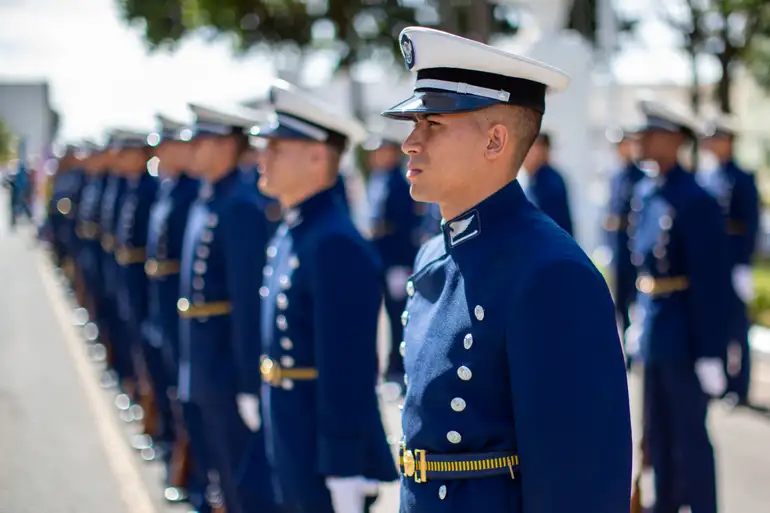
[[260, 357, 282, 386], [400, 443, 427, 483]]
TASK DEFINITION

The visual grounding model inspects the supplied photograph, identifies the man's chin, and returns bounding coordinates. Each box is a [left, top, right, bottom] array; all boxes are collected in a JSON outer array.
[[409, 184, 434, 204]]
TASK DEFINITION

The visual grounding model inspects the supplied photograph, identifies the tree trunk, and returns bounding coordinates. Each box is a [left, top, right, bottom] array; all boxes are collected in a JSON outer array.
[[468, 0, 492, 43], [718, 54, 732, 113], [687, 38, 700, 171], [438, 0, 460, 35]]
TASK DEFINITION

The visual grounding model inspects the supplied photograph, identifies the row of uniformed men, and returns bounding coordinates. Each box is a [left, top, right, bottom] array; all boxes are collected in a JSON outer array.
[[48, 76, 435, 512], [46, 23, 752, 513], [603, 111, 761, 405]]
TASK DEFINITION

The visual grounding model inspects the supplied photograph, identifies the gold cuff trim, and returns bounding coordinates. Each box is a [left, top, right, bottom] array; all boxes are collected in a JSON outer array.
[[260, 356, 318, 386], [115, 247, 147, 266], [101, 234, 115, 253], [145, 259, 181, 278], [603, 214, 628, 232], [177, 299, 232, 318], [636, 275, 689, 297], [76, 221, 100, 240]]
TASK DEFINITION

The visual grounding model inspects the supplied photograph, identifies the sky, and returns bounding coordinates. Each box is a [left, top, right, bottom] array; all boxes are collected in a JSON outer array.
[[0, 0, 721, 142]]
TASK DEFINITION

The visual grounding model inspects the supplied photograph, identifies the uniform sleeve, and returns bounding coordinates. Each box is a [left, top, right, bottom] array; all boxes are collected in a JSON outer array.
[[312, 235, 382, 476], [507, 259, 632, 513], [222, 199, 268, 395], [681, 193, 732, 359], [539, 179, 574, 237], [130, 191, 156, 324], [740, 173, 761, 262]]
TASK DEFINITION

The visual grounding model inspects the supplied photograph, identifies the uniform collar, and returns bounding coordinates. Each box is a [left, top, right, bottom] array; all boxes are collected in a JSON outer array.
[[624, 161, 645, 177], [284, 185, 338, 229], [721, 158, 740, 173], [199, 167, 240, 200], [441, 179, 528, 252]]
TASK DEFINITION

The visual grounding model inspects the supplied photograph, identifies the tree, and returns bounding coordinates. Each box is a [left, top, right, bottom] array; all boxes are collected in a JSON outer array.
[[658, 0, 770, 113]]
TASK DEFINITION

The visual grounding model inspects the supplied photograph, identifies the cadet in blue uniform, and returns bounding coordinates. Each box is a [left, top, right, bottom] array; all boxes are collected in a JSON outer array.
[[112, 130, 161, 434], [363, 123, 421, 389], [143, 114, 209, 508], [699, 114, 761, 406], [603, 128, 646, 357], [99, 138, 131, 391], [50, 147, 84, 269], [627, 99, 732, 513], [521, 133, 574, 236], [59, 147, 87, 276], [177, 103, 275, 513], [75, 145, 110, 324], [49, 147, 74, 264], [255, 78, 398, 513], [381, 27, 632, 513]]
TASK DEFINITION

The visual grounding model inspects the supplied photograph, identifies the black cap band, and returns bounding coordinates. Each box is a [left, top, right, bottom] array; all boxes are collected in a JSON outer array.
[[416, 67, 547, 113]]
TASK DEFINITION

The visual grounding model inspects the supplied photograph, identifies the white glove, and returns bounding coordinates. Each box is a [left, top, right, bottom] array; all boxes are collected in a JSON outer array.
[[386, 267, 412, 300], [695, 358, 727, 397], [236, 393, 261, 432], [732, 265, 755, 304], [325, 476, 378, 513]]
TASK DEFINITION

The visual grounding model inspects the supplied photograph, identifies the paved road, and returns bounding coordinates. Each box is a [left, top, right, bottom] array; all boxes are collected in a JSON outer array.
[[1, 214, 769, 513]]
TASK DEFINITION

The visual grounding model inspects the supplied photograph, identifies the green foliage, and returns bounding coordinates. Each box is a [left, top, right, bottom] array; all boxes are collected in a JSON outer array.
[[750, 258, 770, 326], [118, 0, 635, 69], [0, 118, 15, 163], [656, 0, 770, 112]]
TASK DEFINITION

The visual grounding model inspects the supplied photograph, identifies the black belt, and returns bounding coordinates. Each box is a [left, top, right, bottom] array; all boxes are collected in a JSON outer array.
[[398, 444, 519, 482]]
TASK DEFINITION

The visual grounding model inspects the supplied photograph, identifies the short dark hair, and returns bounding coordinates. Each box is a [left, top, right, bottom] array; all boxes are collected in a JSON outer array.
[[535, 132, 551, 148]]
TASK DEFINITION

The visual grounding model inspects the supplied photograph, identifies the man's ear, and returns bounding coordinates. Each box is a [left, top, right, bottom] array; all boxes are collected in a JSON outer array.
[[485, 124, 508, 161]]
